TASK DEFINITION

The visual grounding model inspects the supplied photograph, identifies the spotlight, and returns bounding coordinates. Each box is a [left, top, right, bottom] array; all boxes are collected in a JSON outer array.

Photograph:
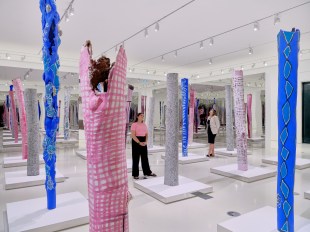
[[210, 72, 213, 76], [241, 66, 244, 70], [26, 73, 29, 79], [248, 47, 253, 55], [164, 72, 167, 76], [161, 56, 165, 62], [129, 68, 132, 72], [71, 73, 74, 77], [274, 14, 280, 25], [157, 81, 161, 84], [115, 45, 118, 53], [221, 70, 224, 74], [200, 41, 204, 49], [197, 75, 200, 79], [144, 28, 149, 38], [65, 12, 70, 22], [6, 53, 11, 60], [153, 70, 156, 75], [132, 68, 135, 72], [69, 6, 74, 16], [264, 61, 268, 66], [147, 70, 150, 75], [251, 63, 256, 68], [209, 59, 213, 65], [174, 50, 178, 57], [253, 21, 260, 31], [209, 38, 214, 46], [21, 55, 26, 61], [155, 22, 159, 32]]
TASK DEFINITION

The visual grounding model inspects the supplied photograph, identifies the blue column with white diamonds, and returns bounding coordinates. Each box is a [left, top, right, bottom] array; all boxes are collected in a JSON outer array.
[[277, 29, 300, 232], [181, 78, 189, 157]]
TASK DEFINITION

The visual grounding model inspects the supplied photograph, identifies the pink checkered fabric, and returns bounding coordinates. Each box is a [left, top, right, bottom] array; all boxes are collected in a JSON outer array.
[[9, 90, 19, 143], [12, 79, 28, 159], [79, 45, 130, 232]]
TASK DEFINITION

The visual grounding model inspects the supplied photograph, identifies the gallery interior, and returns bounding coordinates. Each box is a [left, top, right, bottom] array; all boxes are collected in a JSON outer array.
[[0, 0, 310, 231]]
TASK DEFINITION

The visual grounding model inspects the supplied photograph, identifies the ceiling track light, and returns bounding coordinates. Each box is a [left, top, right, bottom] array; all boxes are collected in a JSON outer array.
[[264, 61, 268, 66], [153, 70, 157, 75], [248, 47, 253, 55], [6, 53, 11, 60], [21, 55, 26, 61], [69, 6, 74, 16], [200, 41, 204, 49], [251, 63, 256, 68], [196, 75, 200, 79], [253, 21, 260, 31], [147, 70, 150, 74], [164, 72, 167, 76], [274, 13, 280, 25], [174, 50, 178, 57], [155, 22, 159, 32], [65, 12, 70, 22], [144, 28, 149, 38], [208, 58, 213, 65], [115, 45, 118, 53], [209, 38, 214, 46], [129, 68, 132, 72], [221, 70, 224, 74], [241, 65, 244, 70], [161, 55, 165, 62]]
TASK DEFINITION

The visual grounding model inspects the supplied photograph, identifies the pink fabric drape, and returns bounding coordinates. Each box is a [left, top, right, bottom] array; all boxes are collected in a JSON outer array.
[[79, 45, 129, 231], [9, 89, 19, 143], [188, 89, 195, 144], [13, 79, 28, 159], [247, 94, 252, 138]]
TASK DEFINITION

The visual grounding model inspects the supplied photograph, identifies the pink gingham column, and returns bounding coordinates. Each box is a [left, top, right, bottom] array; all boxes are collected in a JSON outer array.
[[9, 87, 19, 143], [79, 45, 130, 231], [12, 79, 28, 159]]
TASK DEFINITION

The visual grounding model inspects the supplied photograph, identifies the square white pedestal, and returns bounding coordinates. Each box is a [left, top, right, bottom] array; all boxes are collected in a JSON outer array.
[[161, 153, 209, 164], [76, 150, 87, 160], [148, 145, 165, 153], [305, 191, 310, 200], [3, 137, 21, 142], [248, 137, 264, 142], [217, 206, 310, 232], [215, 148, 238, 157], [262, 157, 310, 170], [56, 138, 78, 145], [3, 156, 44, 168], [6, 192, 89, 232], [133, 176, 213, 204], [4, 168, 66, 190], [3, 141, 22, 148], [179, 142, 207, 149], [210, 164, 276, 183]]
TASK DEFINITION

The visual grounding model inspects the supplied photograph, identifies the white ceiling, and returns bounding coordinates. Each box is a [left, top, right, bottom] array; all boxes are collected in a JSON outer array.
[[0, 0, 310, 85]]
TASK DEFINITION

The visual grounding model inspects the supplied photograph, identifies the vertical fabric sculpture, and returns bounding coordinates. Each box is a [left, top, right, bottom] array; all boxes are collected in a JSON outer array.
[[12, 79, 28, 159], [232, 70, 248, 171], [195, 98, 200, 133], [147, 96, 155, 148], [125, 85, 134, 145], [188, 89, 195, 144], [64, 88, 71, 140], [40, 0, 61, 210], [225, 85, 234, 151], [25, 89, 40, 176], [9, 85, 19, 143], [277, 29, 300, 232], [79, 45, 129, 231], [181, 78, 189, 157], [164, 73, 179, 186], [141, 95, 146, 115], [247, 94, 252, 138]]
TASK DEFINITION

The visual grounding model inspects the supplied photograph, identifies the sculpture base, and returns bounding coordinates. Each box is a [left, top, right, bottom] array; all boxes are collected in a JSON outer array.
[[215, 148, 238, 157], [5, 192, 89, 232], [148, 145, 165, 153], [3, 155, 44, 168], [178, 142, 207, 149], [305, 190, 310, 200], [247, 137, 264, 142], [56, 138, 78, 147], [217, 206, 310, 232], [161, 153, 209, 164], [3, 141, 22, 148], [75, 150, 86, 160], [134, 176, 212, 204], [262, 157, 310, 170], [4, 168, 66, 190], [3, 137, 22, 142], [210, 164, 276, 183]]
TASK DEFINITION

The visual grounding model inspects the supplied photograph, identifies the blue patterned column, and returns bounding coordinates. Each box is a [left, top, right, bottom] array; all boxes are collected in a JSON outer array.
[[277, 29, 300, 232], [40, 0, 61, 210], [181, 78, 189, 157]]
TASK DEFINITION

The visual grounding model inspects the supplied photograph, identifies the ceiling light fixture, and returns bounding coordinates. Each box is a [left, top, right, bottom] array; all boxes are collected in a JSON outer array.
[[155, 22, 159, 32], [115, 45, 118, 53], [221, 70, 224, 74], [253, 21, 260, 31], [6, 53, 11, 60], [153, 70, 156, 75], [274, 14, 280, 25], [164, 72, 167, 76], [69, 6, 74, 16], [209, 37, 214, 46], [161, 55, 165, 62], [21, 55, 26, 61], [132, 68, 135, 72], [209, 58, 213, 65], [174, 50, 178, 57], [251, 63, 256, 68], [241, 65, 244, 70], [248, 47, 253, 55], [264, 61, 268, 66], [65, 12, 70, 22], [129, 68, 132, 72], [144, 28, 149, 38], [200, 41, 204, 49], [147, 70, 150, 74]]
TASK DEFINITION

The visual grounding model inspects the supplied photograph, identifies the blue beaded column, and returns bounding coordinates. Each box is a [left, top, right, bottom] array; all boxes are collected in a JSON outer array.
[[40, 0, 61, 210], [181, 78, 189, 157], [277, 29, 300, 232]]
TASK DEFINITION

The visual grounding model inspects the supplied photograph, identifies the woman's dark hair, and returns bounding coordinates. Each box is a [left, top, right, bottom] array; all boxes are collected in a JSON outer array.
[[135, 113, 144, 122], [89, 55, 111, 91]]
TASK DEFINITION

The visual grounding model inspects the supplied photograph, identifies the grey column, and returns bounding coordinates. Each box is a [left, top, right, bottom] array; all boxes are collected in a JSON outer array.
[[232, 70, 248, 171], [164, 73, 179, 186], [225, 85, 234, 151], [147, 96, 155, 148], [25, 89, 40, 176], [0, 127, 3, 149]]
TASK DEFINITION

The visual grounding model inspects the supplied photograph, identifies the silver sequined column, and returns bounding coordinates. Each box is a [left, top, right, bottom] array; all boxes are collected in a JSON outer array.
[[25, 89, 40, 176], [147, 96, 155, 148], [225, 85, 234, 151], [164, 73, 179, 186], [64, 88, 71, 140]]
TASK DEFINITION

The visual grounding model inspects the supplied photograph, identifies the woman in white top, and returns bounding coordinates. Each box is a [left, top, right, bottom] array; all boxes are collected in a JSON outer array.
[[206, 109, 220, 157]]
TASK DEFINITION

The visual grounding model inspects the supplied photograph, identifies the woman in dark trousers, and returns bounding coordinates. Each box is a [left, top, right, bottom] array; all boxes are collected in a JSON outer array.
[[131, 113, 157, 180]]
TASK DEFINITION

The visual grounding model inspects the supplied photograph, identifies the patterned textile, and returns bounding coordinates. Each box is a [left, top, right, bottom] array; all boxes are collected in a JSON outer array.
[[9, 85, 19, 143], [225, 85, 234, 151], [79, 45, 129, 231], [64, 88, 71, 140], [232, 70, 248, 171], [181, 78, 189, 157], [147, 96, 155, 148], [25, 89, 40, 176], [141, 95, 147, 116], [125, 85, 134, 145], [247, 94, 252, 138], [195, 98, 200, 133], [277, 29, 299, 232], [188, 89, 195, 144], [164, 73, 179, 186], [40, 0, 61, 210], [12, 79, 28, 159]]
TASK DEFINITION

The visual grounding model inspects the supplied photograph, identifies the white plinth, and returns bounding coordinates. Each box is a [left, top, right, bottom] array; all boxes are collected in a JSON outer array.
[[133, 176, 213, 204], [179, 142, 207, 149], [3, 141, 22, 148], [217, 206, 310, 232], [3, 156, 44, 168], [76, 150, 86, 160], [161, 153, 209, 164], [3, 137, 22, 142], [56, 138, 78, 145], [148, 145, 165, 153], [6, 192, 89, 232], [262, 157, 310, 170], [4, 168, 66, 190], [305, 191, 310, 200], [215, 148, 238, 157], [248, 137, 264, 142], [210, 164, 276, 183]]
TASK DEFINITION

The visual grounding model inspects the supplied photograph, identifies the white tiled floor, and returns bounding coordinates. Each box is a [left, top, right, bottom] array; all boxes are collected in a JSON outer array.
[[1, 132, 310, 232]]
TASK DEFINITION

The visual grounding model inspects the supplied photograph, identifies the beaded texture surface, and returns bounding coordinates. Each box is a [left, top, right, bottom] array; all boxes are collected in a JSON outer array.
[[225, 85, 234, 151], [188, 89, 195, 144], [9, 86, 19, 143], [181, 78, 189, 157], [247, 94, 252, 138], [147, 96, 155, 148]]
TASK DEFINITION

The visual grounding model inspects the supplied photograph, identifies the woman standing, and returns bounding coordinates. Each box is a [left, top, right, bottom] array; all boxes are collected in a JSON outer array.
[[207, 109, 220, 157], [131, 113, 157, 179]]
